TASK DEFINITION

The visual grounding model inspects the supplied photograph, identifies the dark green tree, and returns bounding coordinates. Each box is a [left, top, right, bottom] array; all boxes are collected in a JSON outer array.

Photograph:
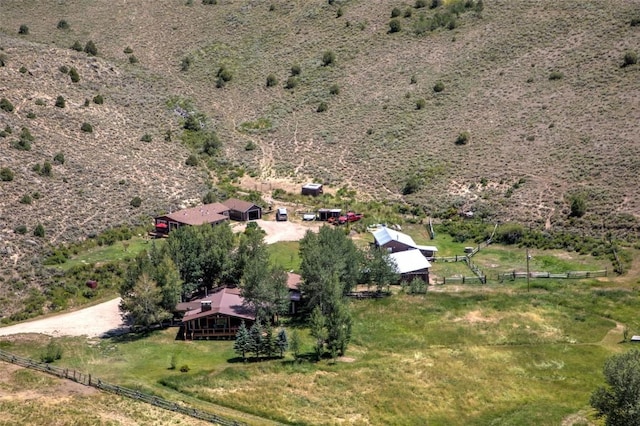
[[299, 225, 363, 306], [234, 321, 252, 362], [591, 349, 640, 425], [71, 40, 83, 51], [276, 329, 288, 357], [165, 223, 235, 297], [55, 96, 66, 108], [389, 19, 402, 33], [249, 318, 264, 359], [18, 24, 29, 35]]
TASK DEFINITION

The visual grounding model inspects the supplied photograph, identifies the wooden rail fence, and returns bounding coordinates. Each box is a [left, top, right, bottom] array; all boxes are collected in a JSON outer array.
[[497, 269, 608, 282], [0, 349, 246, 426]]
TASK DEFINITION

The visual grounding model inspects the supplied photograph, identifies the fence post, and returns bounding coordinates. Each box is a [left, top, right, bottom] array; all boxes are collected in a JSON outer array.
[[88, 374, 92, 386]]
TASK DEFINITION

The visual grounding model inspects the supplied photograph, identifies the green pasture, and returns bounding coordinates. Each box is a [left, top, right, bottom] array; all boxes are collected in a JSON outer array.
[[4, 283, 639, 425]]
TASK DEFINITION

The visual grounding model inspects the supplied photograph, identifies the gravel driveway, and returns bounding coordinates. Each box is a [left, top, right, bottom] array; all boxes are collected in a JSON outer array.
[[0, 220, 322, 338]]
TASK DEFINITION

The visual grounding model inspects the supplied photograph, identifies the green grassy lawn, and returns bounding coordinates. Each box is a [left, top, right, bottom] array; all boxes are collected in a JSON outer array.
[[55, 237, 160, 271], [4, 282, 638, 425], [268, 241, 301, 272]]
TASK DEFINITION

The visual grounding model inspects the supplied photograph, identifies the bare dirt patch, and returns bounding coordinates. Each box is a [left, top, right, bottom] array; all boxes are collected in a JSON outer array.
[[0, 298, 125, 338]]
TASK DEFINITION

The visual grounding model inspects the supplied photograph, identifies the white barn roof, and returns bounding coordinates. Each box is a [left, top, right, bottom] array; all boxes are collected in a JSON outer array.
[[372, 227, 417, 247], [416, 244, 438, 253], [388, 250, 432, 274]]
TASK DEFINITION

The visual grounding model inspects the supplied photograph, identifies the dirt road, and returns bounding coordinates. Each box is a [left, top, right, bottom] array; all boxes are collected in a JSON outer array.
[[0, 297, 126, 338]]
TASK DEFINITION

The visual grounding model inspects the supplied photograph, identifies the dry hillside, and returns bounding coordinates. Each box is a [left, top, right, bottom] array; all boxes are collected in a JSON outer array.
[[1, 1, 639, 271]]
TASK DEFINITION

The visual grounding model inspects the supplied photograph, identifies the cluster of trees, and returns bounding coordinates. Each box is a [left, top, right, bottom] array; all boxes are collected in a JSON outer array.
[[299, 226, 398, 359], [120, 222, 290, 327], [233, 320, 288, 361]]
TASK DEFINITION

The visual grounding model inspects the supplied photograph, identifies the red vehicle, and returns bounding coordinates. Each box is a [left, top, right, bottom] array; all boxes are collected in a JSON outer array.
[[337, 212, 364, 225]]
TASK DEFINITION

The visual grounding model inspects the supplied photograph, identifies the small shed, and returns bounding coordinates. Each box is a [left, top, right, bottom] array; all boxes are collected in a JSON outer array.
[[276, 208, 288, 221], [317, 208, 341, 221], [301, 183, 323, 196]]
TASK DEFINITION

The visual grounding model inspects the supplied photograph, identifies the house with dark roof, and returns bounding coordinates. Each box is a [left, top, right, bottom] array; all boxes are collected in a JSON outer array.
[[287, 272, 302, 314], [177, 287, 255, 340], [388, 249, 432, 282], [221, 198, 262, 221], [372, 226, 438, 259], [154, 202, 230, 236]]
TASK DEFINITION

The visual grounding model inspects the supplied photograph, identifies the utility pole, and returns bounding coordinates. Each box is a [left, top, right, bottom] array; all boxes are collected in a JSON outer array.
[[526, 248, 531, 292]]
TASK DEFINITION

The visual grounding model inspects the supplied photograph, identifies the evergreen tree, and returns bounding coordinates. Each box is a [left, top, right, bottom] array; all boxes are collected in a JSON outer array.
[[276, 329, 288, 358], [290, 329, 301, 360], [234, 321, 252, 362], [263, 322, 277, 358], [249, 319, 264, 359]]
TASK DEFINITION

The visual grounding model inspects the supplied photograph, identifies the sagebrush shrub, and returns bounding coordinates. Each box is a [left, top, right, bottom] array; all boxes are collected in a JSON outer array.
[[622, 51, 638, 67], [0, 53, 6, 67], [285, 76, 298, 89], [129, 55, 138, 64], [69, 67, 80, 82], [549, 71, 564, 80], [391, 7, 401, 17], [203, 0, 217, 4], [123, 46, 133, 54], [415, 0, 427, 9], [27, 111, 36, 119], [290, 64, 301, 76], [433, 81, 445, 92], [266, 74, 278, 87], [59, 65, 69, 74], [389, 19, 402, 33], [93, 94, 104, 104], [416, 98, 426, 110], [57, 19, 69, 30], [34, 223, 45, 238], [185, 154, 199, 166], [84, 40, 98, 56], [455, 131, 470, 145], [329, 84, 340, 95], [71, 41, 82, 51], [19, 66, 27, 74], [140, 133, 152, 142], [0, 98, 14, 112], [55, 96, 66, 108], [14, 225, 27, 234], [80, 122, 93, 133], [322, 51, 335, 66], [18, 24, 29, 35], [181, 56, 192, 71], [53, 152, 65, 164], [130, 197, 142, 208], [0, 167, 14, 181], [317, 102, 328, 112]]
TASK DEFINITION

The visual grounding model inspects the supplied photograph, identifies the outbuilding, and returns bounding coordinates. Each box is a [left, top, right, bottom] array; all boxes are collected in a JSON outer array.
[[301, 183, 323, 196]]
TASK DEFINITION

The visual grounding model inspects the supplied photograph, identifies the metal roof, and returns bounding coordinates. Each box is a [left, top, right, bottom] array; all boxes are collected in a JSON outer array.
[[372, 227, 417, 247], [415, 245, 439, 253], [388, 249, 432, 274]]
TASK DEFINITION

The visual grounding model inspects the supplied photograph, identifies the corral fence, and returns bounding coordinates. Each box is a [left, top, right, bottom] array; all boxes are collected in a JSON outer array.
[[0, 349, 246, 426], [497, 269, 608, 282]]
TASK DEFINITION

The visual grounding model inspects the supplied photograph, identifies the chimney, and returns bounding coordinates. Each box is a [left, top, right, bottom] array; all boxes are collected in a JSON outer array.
[[200, 300, 212, 312]]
